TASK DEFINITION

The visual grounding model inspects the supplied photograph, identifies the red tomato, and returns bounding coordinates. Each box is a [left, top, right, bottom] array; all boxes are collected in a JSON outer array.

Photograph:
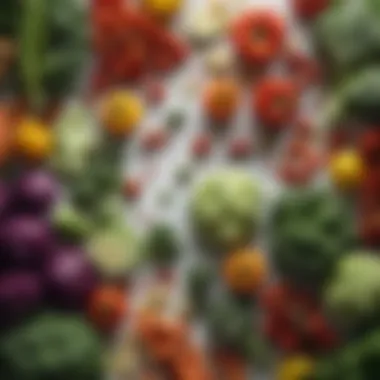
[[253, 77, 299, 129], [231, 10, 285, 66]]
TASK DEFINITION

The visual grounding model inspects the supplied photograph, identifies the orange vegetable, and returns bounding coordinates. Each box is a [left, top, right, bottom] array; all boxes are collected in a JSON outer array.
[[203, 78, 240, 122], [87, 285, 128, 332], [14, 118, 53, 161], [213, 351, 247, 380], [136, 312, 188, 364], [223, 248, 267, 295]]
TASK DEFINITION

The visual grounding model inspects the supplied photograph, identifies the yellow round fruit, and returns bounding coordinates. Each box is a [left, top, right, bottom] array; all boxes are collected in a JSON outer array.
[[101, 91, 144, 137], [15, 118, 53, 161], [329, 149, 364, 190], [277, 356, 314, 380], [142, 0, 183, 18]]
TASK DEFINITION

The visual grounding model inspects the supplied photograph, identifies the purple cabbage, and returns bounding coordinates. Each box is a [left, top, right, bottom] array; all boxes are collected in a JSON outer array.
[[43, 248, 97, 309], [13, 170, 60, 214], [0, 271, 43, 327], [0, 217, 53, 268]]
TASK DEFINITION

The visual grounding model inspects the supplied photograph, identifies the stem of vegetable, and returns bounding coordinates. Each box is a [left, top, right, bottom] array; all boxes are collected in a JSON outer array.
[[19, 0, 48, 113]]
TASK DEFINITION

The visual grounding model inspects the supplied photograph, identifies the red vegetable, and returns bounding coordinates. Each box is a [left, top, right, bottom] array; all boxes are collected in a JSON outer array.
[[253, 77, 299, 129], [293, 0, 331, 20], [231, 10, 285, 66], [228, 138, 254, 160], [285, 50, 321, 88], [123, 177, 142, 200], [141, 129, 168, 152], [191, 134, 212, 159], [261, 283, 339, 353], [87, 285, 128, 332]]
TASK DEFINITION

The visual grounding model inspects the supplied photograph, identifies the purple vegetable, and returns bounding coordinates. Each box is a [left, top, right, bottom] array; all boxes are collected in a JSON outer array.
[[0, 182, 9, 218], [0, 217, 53, 268], [13, 170, 60, 214], [43, 248, 97, 309], [0, 271, 43, 326]]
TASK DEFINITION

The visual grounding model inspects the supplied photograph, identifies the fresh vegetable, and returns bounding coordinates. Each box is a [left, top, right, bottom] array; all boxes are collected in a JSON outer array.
[[0, 313, 103, 380], [142, 0, 183, 19], [253, 77, 299, 130], [144, 222, 180, 266], [0, 217, 52, 268], [19, 0, 88, 111], [203, 78, 240, 122], [52, 101, 99, 181], [0, 271, 42, 327], [0, 105, 14, 167], [329, 149, 364, 191], [231, 10, 285, 67], [87, 222, 140, 280], [293, 0, 330, 20], [100, 90, 144, 137], [314, 0, 380, 82], [276, 356, 315, 380], [223, 248, 267, 295], [206, 296, 253, 354], [262, 283, 339, 353], [43, 248, 97, 309], [52, 201, 93, 243], [190, 170, 261, 252], [324, 253, 380, 330], [312, 329, 380, 380], [14, 118, 54, 161], [271, 188, 355, 285], [87, 285, 128, 332], [14, 170, 60, 214], [187, 262, 216, 311]]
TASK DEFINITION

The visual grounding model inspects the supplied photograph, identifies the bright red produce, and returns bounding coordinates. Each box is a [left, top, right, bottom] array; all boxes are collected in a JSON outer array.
[[261, 283, 339, 353], [253, 77, 299, 129], [231, 10, 285, 66]]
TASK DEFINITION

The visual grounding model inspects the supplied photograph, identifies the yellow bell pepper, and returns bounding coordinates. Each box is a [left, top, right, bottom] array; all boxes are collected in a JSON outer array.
[[15, 118, 53, 161], [277, 356, 314, 380], [101, 91, 144, 137], [329, 149, 364, 190], [142, 0, 183, 19]]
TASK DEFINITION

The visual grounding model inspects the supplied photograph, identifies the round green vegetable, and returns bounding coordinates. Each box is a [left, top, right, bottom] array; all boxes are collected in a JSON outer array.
[[324, 252, 380, 330], [190, 170, 261, 252], [144, 223, 180, 265], [271, 188, 355, 286], [87, 221, 140, 280], [0, 313, 103, 380]]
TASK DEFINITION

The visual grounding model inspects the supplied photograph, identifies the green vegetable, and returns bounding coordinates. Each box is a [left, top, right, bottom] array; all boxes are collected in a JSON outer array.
[[144, 223, 180, 265], [0, 0, 20, 36], [187, 262, 216, 311], [271, 188, 356, 286], [52, 201, 93, 243], [313, 330, 380, 380], [87, 221, 141, 280], [324, 253, 380, 331], [18, 0, 88, 111], [0, 313, 103, 380], [190, 170, 261, 252]]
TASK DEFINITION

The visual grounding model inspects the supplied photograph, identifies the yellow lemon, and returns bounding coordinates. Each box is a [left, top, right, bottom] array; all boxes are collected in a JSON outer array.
[[329, 149, 364, 190], [277, 356, 314, 380], [143, 0, 183, 18], [101, 91, 144, 137], [15, 118, 53, 161]]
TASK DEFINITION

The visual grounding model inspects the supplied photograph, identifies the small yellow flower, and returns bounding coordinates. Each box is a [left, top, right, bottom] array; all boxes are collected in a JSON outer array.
[[329, 149, 364, 190], [101, 91, 144, 137], [15, 118, 53, 161], [277, 356, 314, 380], [142, 0, 183, 19]]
